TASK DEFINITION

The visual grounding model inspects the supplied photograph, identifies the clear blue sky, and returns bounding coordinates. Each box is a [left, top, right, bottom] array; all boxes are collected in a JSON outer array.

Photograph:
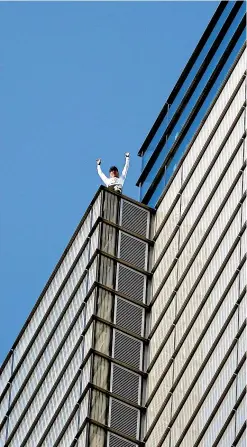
[[0, 1, 218, 364]]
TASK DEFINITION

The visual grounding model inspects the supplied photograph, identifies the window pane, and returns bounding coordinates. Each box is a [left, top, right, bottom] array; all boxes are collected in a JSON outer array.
[[142, 1, 235, 169], [146, 27, 245, 207], [141, 6, 245, 200]]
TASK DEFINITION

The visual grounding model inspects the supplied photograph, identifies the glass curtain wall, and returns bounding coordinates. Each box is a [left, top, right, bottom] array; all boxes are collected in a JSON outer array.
[[139, 1, 245, 206]]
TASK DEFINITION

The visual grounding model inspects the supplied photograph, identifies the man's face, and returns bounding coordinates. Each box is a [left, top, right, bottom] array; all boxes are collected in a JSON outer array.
[[110, 169, 119, 178]]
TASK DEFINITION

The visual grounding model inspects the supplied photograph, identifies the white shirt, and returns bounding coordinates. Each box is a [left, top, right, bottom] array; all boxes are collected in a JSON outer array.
[[97, 157, 129, 191]]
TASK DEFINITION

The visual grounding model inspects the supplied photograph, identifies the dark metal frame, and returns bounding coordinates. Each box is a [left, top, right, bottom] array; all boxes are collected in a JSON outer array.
[[148, 216, 246, 371], [137, 1, 242, 186], [150, 134, 246, 305], [144, 318, 246, 445], [153, 71, 246, 242], [137, 2, 228, 158], [140, 21, 246, 205]]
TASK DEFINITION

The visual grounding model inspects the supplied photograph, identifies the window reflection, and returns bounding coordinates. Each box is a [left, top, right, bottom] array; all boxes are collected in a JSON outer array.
[[141, 5, 245, 199], [145, 27, 245, 208], [142, 1, 235, 169]]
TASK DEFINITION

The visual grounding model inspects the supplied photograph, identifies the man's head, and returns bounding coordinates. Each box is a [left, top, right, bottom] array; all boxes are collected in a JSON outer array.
[[109, 166, 119, 178]]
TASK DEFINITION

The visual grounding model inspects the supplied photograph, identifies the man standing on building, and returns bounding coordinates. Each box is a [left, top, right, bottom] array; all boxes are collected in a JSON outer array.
[[96, 152, 130, 193]]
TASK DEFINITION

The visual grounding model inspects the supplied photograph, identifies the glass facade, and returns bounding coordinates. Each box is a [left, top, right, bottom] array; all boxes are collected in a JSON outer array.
[[1, 3, 246, 447], [138, 1, 246, 207], [0, 189, 152, 447]]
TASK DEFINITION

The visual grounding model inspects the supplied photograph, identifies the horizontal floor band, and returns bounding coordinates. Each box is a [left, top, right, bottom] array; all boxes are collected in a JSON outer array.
[[0, 281, 100, 419], [101, 217, 154, 245], [152, 321, 246, 447], [0, 247, 100, 400], [211, 385, 246, 447], [153, 74, 246, 241], [91, 314, 148, 343], [90, 383, 145, 412], [144, 313, 246, 442], [86, 417, 144, 446], [146, 279, 246, 408], [4, 343, 93, 446], [0, 186, 106, 371], [176, 354, 246, 447], [94, 282, 149, 309], [152, 118, 246, 270], [92, 349, 147, 378], [36, 385, 91, 447], [146, 264, 246, 405], [148, 202, 246, 365], [97, 249, 152, 277], [231, 421, 246, 446], [151, 138, 246, 307]]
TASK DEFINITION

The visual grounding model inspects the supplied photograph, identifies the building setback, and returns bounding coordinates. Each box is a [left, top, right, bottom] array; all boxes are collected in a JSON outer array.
[[0, 1, 246, 446]]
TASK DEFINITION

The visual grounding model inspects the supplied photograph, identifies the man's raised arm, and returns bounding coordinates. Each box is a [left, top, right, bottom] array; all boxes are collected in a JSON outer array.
[[121, 153, 130, 180], [96, 159, 109, 186]]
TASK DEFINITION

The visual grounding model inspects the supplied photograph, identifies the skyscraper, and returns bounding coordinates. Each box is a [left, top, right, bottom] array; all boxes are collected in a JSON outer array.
[[1, 2, 246, 446]]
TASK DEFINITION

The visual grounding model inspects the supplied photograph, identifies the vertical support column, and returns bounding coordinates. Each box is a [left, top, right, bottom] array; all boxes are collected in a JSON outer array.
[[86, 191, 152, 447]]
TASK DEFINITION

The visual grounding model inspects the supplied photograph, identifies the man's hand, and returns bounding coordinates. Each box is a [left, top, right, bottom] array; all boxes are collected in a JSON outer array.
[[96, 158, 101, 165], [125, 152, 130, 158]]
